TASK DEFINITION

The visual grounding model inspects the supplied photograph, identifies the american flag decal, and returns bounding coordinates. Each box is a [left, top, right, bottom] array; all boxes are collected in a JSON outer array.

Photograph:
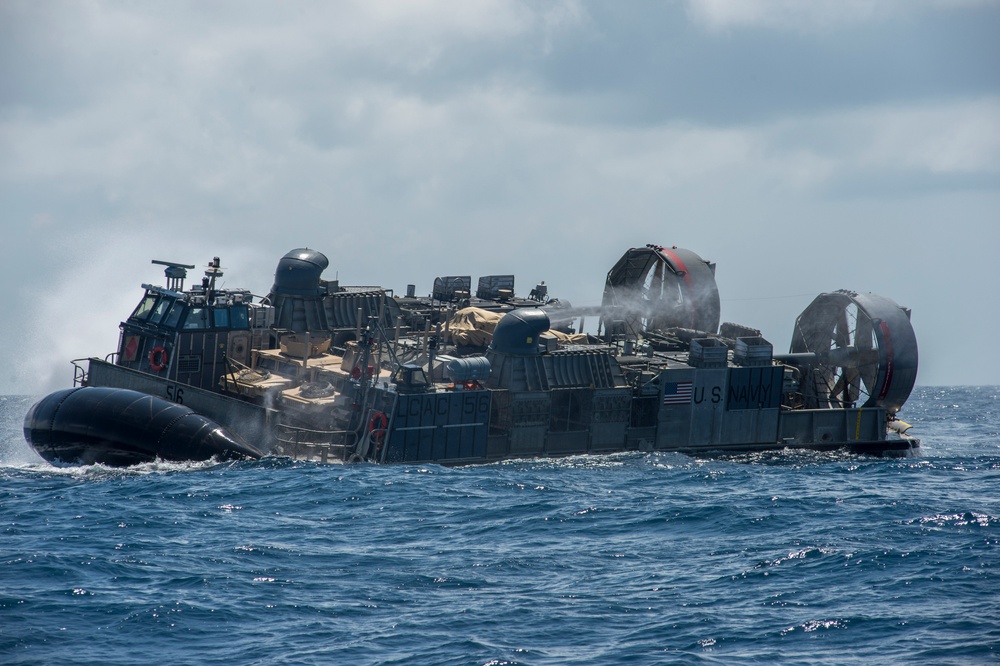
[[663, 381, 693, 405]]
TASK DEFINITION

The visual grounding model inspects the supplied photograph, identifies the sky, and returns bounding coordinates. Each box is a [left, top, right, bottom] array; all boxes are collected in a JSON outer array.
[[1, 0, 998, 396]]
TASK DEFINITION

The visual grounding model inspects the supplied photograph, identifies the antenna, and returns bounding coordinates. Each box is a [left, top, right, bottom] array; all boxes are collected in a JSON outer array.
[[152, 259, 196, 291], [204, 256, 224, 293]]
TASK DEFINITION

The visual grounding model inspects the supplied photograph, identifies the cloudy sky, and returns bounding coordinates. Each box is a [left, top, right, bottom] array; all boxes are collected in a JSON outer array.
[[2, 0, 998, 395]]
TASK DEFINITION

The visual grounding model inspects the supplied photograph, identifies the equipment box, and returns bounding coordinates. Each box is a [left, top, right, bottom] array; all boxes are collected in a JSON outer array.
[[733, 336, 773, 367], [689, 338, 728, 368]]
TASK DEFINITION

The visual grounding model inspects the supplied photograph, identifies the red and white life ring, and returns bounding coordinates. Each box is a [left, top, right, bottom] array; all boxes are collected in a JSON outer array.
[[368, 411, 388, 446], [148, 346, 169, 372]]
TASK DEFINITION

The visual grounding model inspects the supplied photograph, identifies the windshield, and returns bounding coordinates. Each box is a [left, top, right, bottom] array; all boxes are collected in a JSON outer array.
[[129, 294, 157, 321]]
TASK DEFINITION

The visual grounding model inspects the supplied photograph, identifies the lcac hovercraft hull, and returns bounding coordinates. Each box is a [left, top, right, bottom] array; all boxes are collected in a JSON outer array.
[[25, 244, 920, 466], [24, 387, 262, 466]]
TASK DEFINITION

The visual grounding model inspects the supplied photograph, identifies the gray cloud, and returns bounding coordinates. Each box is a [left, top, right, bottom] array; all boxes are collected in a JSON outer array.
[[1, 0, 998, 393]]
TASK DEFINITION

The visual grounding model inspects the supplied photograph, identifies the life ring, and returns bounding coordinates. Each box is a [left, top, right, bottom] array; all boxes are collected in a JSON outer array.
[[149, 346, 169, 371], [368, 411, 388, 447]]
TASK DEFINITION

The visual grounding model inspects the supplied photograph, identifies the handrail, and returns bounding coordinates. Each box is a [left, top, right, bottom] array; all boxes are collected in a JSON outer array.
[[70, 358, 91, 387], [378, 391, 400, 463], [273, 423, 358, 447]]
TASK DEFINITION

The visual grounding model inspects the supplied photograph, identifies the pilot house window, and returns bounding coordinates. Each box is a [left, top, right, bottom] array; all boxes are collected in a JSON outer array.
[[163, 302, 184, 328], [130, 294, 157, 321], [183, 307, 209, 330], [229, 305, 249, 329], [148, 297, 174, 324], [212, 307, 229, 329]]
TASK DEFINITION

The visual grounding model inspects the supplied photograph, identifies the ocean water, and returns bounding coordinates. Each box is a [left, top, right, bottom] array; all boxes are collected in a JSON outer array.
[[1, 386, 998, 665]]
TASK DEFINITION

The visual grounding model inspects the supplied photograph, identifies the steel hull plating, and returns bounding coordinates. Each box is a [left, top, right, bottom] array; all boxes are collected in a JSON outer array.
[[73, 360, 917, 465]]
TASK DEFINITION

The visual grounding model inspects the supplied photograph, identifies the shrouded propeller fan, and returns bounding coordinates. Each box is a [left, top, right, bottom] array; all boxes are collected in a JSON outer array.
[[789, 290, 917, 413], [601, 244, 721, 338]]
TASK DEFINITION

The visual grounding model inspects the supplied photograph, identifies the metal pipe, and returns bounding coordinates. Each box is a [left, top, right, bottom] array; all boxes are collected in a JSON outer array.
[[394, 315, 402, 358], [772, 352, 818, 365]]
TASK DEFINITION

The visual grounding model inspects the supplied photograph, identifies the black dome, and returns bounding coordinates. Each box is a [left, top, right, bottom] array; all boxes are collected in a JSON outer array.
[[271, 248, 330, 295], [489, 308, 550, 356]]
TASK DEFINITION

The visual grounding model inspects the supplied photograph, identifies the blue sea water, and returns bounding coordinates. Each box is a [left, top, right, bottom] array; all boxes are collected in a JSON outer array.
[[1, 386, 998, 665]]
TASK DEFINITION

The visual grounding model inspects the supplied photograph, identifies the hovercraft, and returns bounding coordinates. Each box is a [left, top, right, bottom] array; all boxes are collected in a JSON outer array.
[[24, 244, 920, 467]]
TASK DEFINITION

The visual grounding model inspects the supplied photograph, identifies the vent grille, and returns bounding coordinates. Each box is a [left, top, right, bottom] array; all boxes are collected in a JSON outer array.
[[177, 355, 202, 375]]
